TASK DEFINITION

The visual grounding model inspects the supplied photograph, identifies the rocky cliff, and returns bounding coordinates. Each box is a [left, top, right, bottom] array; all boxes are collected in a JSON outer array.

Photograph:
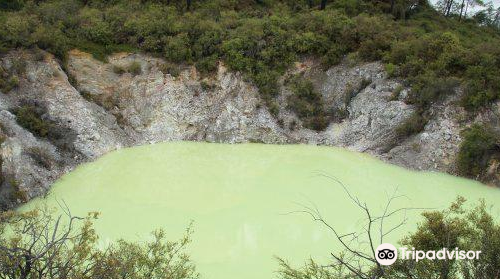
[[0, 49, 497, 209]]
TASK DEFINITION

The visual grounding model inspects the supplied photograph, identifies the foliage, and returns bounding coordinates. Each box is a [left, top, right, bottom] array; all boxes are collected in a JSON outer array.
[[278, 198, 500, 279], [14, 105, 51, 138], [395, 111, 428, 140], [384, 197, 500, 279], [457, 124, 500, 177], [0, 0, 499, 134], [113, 62, 142, 76], [127, 61, 142, 76], [286, 74, 330, 131], [0, 207, 199, 279]]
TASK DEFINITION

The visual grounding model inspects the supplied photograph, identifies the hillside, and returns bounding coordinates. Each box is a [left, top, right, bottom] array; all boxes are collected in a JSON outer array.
[[0, 0, 500, 207]]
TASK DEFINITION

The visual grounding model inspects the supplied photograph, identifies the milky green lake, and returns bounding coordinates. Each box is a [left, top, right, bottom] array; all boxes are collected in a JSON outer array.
[[21, 142, 500, 278]]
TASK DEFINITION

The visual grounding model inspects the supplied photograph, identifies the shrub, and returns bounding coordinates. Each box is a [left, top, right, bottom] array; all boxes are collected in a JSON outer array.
[[408, 75, 459, 109], [395, 112, 428, 139], [0, 0, 499, 121], [286, 75, 330, 131], [159, 62, 181, 77], [385, 63, 397, 77], [127, 61, 142, 76], [279, 198, 500, 279], [14, 105, 51, 137], [457, 124, 500, 177], [112, 65, 126, 75], [0, 208, 199, 279], [0, 75, 19, 93], [113, 62, 142, 76], [390, 85, 403, 101]]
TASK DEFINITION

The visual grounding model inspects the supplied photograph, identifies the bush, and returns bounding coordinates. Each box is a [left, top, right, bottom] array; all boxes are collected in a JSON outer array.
[[408, 75, 459, 109], [457, 124, 500, 177], [286, 75, 330, 131], [279, 198, 500, 279], [112, 65, 126, 75], [113, 62, 142, 76], [0, 75, 19, 93], [127, 61, 142, 76], [0, 207, 199, 279], [159, 62, 181, 77], [395, 112, 428, 139], [14, 105, 51, 137]]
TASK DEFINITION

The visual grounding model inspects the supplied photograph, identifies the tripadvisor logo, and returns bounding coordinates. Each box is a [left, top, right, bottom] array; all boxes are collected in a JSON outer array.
[[375, 243, 481, 266]]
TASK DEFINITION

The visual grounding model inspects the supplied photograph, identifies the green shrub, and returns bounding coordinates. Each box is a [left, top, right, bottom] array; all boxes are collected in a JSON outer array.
[[159, 62, 181, 77], [127, 62, 142, 76], [279, 199, 500, 279], [395, 112, 428, 139], [112, 65, 126, 75], [408, 75, 459, 109], [457, 124, 500, 177], [385, 63, 397, 77], [0, 208, 199, 279], [14, 105, 51, 137], [389, 85, 403, 101], [113, 62, 142, 76], [286, 75, 330, 131], [0, 75, 19, 93]]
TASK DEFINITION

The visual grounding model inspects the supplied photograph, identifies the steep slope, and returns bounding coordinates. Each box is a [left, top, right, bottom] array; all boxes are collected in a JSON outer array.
[[1, 49, 496, 208]]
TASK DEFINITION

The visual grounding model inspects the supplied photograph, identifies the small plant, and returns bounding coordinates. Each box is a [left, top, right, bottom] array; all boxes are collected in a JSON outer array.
[[159, 62, 181, 77], [385, 63, 397, 77], [127, 61, 142, 76], [32, 47, 45, 61], [268, 101, 280, 117], [11, 58, 26, 75], [395, 112, 428, 139], [0, 75, 19, 93], [200, 80, 215, 91], [390, 85, 403, 101], [113, 62, 142, 76], [112, 65, 126, 75], [8, 178, 27, 203], [14, 105, 51, 137]]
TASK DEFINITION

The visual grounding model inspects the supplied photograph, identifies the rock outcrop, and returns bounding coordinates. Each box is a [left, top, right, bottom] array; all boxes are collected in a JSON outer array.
[[0, 49, 493, 208]]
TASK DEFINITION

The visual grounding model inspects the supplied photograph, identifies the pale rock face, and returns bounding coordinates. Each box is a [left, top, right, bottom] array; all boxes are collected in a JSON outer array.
[[0, 49, 488, 208]]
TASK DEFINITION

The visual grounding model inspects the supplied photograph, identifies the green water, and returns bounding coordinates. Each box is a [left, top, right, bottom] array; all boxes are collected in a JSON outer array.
[[22, 142, 500, 278]]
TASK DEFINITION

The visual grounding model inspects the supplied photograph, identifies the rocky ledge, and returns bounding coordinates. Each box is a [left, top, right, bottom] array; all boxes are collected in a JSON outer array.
[[0, 49, 498, 209]]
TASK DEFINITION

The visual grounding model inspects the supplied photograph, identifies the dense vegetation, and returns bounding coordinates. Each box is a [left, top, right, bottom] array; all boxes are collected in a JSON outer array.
[[0, 0, 500, 177], [1, 0, 499, 112], [279, 197, 500, 279], [0, 207, 198, 279], [457, 124, 500, 178]]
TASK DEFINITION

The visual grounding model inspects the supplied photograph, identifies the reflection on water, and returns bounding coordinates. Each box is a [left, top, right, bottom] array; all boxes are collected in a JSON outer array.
[[21, 142, 500, 279]]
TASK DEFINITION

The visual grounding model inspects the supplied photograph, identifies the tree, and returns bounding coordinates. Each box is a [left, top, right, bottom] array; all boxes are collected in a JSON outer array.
[[320, 0, 327, 10], [0, 205, 199, 279], [459, 0, 484, 20], [277, 176, 500, 279], [278, 174, 429, 279]]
